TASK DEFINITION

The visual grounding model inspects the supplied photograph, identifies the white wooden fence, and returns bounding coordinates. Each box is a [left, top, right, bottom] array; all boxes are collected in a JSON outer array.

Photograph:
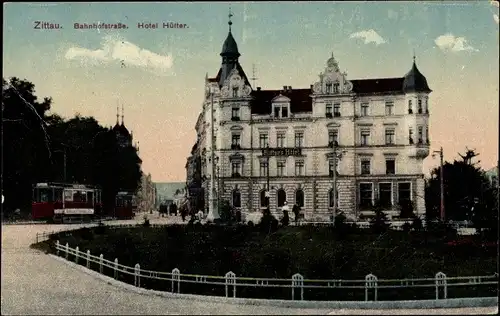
[[47, 238, 498, 302]]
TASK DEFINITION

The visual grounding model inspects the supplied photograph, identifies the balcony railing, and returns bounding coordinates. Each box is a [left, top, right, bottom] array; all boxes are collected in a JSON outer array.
[[328, 141, 339, 148], [325, 112, 333, 118], [408, 109, 413, 114], [333, 112, 341, 117], [409, 138, 414, 145]]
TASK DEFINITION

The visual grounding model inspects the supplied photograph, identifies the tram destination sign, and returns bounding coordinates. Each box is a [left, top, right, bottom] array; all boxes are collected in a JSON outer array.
[[262, 147, 302, 157]]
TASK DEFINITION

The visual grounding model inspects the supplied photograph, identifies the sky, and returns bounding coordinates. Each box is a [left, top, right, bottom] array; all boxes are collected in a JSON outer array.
[[3, 1, 499, 182]]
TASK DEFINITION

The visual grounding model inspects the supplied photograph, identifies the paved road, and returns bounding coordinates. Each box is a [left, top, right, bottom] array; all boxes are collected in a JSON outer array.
[[1, 218, 498, 315]]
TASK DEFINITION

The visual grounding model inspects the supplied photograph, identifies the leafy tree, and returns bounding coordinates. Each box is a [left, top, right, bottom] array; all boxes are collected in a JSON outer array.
[[370, 200, 390, 234], [218, 200, 232, 223], [425, 149, 496, 228]]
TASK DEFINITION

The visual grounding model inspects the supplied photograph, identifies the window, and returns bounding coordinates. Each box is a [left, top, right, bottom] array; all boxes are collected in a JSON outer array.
[[329, 188, 339, 208], [260, 190, 267, 207], [333, 103, 341, 117], [385, 101, 394, 116], [425, 98, 429, 113], [326, 83, 333, 93], [231, 134, 241, 147], [398, 183, 412, 204], [231, 162, 241, 177], [328, 159, 339, 177], [232, 189, 241, 208], [333, 82, 340, 94], [260, 161, 268, 177], [295, 132, 304, 148], [379, 183, 392, 207], [277, 189, 287, 207], [426, 126, 430, 144], [277, 161, 286, 176], [295, 161, 305, 176], [232, 87, 238, 98], [295, 189, 304, 207], [282, 107, 288, 118], [361, 160, 371, 175], [385, 129, 395, 145], [326, 103, 333, 117], [386, 159, 395, 175], [276, 133, 286, 148], [408, 100, 413, 114], [418, 126, 423, 143], [359, 183, 373, 208], [418, 99, 423, 114], [360, 130, 370, 146], [274, 107, 280, 117], [328, 130, 339, 147], [409, 128, 414, 144], [231, 107, 240, 120], [360, 103, 369, 116], [259, 133, 269, 148]]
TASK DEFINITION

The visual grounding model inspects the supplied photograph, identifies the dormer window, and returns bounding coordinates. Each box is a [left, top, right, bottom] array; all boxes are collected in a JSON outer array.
[[272, 104, 290, 118], [326, 83, 333, 93], [282, 107, 288, 118], [333, 82, 340, 94], [232, 87, 238, 98]]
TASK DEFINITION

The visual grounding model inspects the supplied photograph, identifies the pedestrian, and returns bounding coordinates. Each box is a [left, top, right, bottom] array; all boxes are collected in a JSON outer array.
[[181, 209, 186, 222], [292, 203, 300, 225]]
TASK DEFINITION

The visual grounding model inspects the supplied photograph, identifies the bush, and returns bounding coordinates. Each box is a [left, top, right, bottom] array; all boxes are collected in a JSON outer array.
[[142, 216, 150, 227], [218, 200, 232, 223], [95, 222, 107, 235], [402, 222, 411, 232], [235, 210, 242, 223], [411, 217, 423, 231], [370, 201, 390, 234], [259, 209, 278, 233]]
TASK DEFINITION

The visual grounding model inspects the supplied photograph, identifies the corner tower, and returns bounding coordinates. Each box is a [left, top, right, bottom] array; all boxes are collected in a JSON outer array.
[[218, 8, 241, 87]]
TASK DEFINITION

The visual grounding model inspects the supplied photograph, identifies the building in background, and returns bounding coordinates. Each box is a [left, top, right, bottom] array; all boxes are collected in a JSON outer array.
[[136, 173, 156, 212], [155, 182, 186, 208], [187, 16, 431, 221]]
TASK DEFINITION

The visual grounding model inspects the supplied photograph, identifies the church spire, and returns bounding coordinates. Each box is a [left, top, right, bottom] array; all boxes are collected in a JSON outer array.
[[121, 104, 124, 125], [116, 103, 119, 125]]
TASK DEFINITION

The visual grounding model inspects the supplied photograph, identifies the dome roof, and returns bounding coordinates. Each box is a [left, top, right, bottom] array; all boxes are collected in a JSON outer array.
[[220, 31, 240, 57], [403, 61, 431, 93], [118, 123, 130, 136]]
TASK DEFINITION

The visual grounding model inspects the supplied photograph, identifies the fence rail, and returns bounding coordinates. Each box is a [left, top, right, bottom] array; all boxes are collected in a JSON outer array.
[[39, 233, 499, 302]]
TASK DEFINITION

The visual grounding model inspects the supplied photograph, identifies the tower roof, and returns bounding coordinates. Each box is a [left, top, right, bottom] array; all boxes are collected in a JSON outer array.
[[220, 7, 240, 57], [403, 59, 432, 93]]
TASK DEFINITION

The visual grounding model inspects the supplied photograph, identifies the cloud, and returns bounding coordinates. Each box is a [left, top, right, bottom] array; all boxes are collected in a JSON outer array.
[[349, 29, 386, 45], [494, 14, 499, 24], [64, 35, 174, 74], [434, 34, 478, 53]]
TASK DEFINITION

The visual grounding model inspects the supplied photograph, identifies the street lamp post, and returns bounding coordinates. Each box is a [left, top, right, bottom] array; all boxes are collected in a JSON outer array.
[[331, 141, 343, 226], [433, 147, 445, 222], [206, 89, 220, 222]]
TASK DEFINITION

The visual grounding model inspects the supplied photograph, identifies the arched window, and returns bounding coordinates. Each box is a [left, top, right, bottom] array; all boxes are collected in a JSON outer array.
[[232, 189, 241, 208], [295, 189, 304, 207], [277, 189, 287, 207], [260, 190, 267, 207], [328, 188, 339, 208]]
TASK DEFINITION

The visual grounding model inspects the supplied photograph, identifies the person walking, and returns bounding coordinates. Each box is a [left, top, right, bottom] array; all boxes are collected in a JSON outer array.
[[292, 203, 300, 226]]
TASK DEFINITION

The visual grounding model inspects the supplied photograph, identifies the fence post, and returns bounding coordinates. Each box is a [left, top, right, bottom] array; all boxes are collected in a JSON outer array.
[[172, 268, 180, 294], [225, 271, 236, 298], [86, 250, 91, 268], [56, 240, 60, 256], [365, 274, 378, 301], [114, 258, 118, 279], [65, 243, 69, 260], [291, 273, 304, 301], [75, 246, 79, 264], [134, 264, 141, 287], [99, 254, 104, 274], [435, 272, 447, 299]]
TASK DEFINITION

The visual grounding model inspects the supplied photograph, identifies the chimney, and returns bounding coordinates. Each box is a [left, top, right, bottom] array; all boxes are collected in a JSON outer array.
[[310, 84, 313, 90], [283, 86, 287, 91], [288, 86, 292, 90], [257, 87, 261, 91]]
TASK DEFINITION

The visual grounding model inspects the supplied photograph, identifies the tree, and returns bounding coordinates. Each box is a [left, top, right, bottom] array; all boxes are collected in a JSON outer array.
[[425, 149, 496, 227], [2, 77, 53, 215], [370, 200, 390, 233]]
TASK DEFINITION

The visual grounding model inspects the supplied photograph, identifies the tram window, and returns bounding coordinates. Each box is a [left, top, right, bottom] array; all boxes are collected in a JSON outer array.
[[54, 189, 63, 203], [87, 192, 94, 205], [64, 190, 73, 202], [73, 191, 87, 203]]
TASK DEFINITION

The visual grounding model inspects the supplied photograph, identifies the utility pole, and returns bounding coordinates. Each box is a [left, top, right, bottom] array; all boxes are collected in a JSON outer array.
[[265, 144, 270, 207], [433, 147, 445, 222], [207, 89, 219, 221]]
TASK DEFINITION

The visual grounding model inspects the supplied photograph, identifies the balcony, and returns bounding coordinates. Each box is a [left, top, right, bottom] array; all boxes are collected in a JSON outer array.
[[328, 141, 339, 148], [333, 112, 341, 117], [231, 172, 241, 178], [325, 112, 333, 118], [407, 141, 430, 158], [231, 144, 241, 150], [231, 116, 240, 121]]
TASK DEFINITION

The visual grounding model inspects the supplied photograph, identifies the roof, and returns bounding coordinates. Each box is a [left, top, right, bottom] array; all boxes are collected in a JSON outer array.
[[220, 31, 240, 57], [250, 88, 312, 115], [402, 62, 432, 93], [208, 63, 251, 88], [350, 78, 405, 94]]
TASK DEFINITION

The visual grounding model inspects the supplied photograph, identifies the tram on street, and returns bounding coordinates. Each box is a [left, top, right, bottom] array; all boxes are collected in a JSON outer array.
[[31, 182, 102, 223], [113, 191, 136, 219]]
